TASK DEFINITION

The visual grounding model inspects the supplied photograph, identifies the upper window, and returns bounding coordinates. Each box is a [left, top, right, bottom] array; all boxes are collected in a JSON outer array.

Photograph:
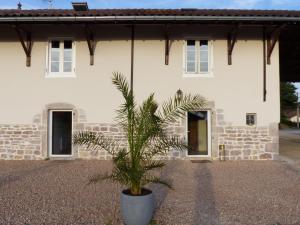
[[47, 40, 75, 77], [184, 40, 211, 76]]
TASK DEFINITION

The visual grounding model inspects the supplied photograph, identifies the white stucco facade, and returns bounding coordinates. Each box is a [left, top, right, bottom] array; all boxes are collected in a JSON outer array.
[[0, 24, 280, 160]]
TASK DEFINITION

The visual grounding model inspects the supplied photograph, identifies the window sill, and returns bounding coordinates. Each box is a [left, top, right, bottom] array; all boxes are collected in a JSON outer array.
[[183, 73, 214, 78], [45, 73, 76, 78]]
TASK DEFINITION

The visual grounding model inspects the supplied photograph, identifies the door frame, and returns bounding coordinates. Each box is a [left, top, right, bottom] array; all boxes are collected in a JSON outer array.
[[186, 110, 212, 157], [48, 109, 73, 157]]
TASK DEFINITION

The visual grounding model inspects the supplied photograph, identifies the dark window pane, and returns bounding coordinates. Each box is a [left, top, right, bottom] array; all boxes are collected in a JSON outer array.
[[51, 41, 59, 48], [246, 114, 256, 126], [200, 40, 208, 46], [200, 40, 208, 50], [187, 40, 195, 46], [64, 41, 72, 49]]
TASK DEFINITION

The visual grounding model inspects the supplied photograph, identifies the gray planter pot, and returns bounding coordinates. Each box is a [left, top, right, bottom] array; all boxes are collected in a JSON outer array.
[[121, 189, 155, 225]]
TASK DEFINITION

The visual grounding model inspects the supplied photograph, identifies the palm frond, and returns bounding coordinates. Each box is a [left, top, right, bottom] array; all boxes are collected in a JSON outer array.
[[157, 134, 188, 151], [133, 93, 161, 157], [112, 72, 136, 155], [159, 93, 206, 124], [142, 134, 187, 160], [73, 131, 118, 155], [74, 72, 208, 195], [142, 175, 173, 189], [112, 72, 131, 101], [143, 161, 166, 171]]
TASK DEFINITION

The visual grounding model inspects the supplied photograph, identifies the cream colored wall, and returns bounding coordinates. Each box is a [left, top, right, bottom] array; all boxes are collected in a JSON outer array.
[[134, 39, 280, 126], [0, 26, 280, 126]]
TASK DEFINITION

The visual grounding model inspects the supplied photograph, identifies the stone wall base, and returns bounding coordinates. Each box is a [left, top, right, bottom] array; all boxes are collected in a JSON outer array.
[[0, 124, 43, 160], [217, 124, 279, 160], [0, 122, 279, 161]]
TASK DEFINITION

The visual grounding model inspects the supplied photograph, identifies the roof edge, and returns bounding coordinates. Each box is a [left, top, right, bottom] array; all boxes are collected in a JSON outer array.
[[0, 15, 300, 22]]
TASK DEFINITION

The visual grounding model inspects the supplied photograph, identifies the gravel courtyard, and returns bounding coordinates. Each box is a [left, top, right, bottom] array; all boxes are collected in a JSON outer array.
[[0, 160, 299, 225]]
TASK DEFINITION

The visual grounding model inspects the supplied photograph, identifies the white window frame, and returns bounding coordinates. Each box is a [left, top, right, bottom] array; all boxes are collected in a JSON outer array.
[[185, 110, 212, 158], [183, 39, 213, 78], [45, 38, 76, 78]]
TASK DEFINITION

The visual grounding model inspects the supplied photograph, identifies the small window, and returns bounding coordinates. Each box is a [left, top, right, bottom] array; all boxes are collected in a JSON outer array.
[[184, 39, 211, 76], [47, 40, 75, 77], [246, 113, 256, 126]]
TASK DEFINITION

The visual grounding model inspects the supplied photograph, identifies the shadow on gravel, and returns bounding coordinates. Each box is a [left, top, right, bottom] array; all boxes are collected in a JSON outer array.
[[0, 160, 73, 187], [150, 160, 177, 214], [149, 161, 220, 225], [192, 163, 219, 225]]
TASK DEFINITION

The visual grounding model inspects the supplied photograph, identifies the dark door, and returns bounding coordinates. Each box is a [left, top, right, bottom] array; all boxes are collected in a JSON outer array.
[[188, 111, 208, 155], [51, 111, 72, 155]]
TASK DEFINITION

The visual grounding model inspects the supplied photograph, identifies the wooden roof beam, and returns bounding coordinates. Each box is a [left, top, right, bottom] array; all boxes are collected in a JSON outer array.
[[267, 24, 285, 64], [165, 24, 170, 65], [227, 24, 239, 65], [85, 24, 96, 65], [14, 25, 32, 67]]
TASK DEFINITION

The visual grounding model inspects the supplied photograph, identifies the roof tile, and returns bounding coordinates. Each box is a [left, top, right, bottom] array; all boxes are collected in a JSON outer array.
[[0, 9, 300, 18]]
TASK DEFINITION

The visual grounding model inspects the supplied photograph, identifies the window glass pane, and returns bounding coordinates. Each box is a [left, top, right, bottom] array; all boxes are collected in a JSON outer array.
[[187, 62, 196, 73], [50, 41, 60, 73], [64, 41, 72, 49], [64, 50, 72, 62], [51, 50, 60, 62], [187, 51, 196, 60], [63, 62, 72, 72], [200, 40, 208, 50], [51, 62, 59, 72], [200, 40, 209, 73], [187, 40, 196, 52], [51, 41, 59, 49], [186, 40, 196, 73], [187, 45, 196, 52], [187, 40, 195, 46], [200, 50, 208, 62], [200, 62, 208, 72]]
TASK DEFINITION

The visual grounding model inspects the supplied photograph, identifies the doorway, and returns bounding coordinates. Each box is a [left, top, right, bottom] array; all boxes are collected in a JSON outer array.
[[49, 110, 73, 157], [187, 111, 211, 157]]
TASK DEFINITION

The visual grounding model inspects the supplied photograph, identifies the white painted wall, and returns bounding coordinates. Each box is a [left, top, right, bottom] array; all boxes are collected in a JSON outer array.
[[0, 25, 280, 126]]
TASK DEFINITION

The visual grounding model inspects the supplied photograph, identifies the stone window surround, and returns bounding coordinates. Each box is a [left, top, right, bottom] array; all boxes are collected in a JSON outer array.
[[40, 102, 80, 158]]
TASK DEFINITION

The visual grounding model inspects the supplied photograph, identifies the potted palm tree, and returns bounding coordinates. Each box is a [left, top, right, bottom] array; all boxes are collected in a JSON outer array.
[[73, 72, 206, 225]]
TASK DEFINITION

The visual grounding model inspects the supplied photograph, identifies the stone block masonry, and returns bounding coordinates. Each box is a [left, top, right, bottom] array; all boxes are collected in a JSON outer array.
[[0, 107, 279, 160], [76, 123, 127, 160], [0, 124, 43, 160], [217, 125, 279, 160], [216, 109, 279, 160], [0, 122, 279, 160]]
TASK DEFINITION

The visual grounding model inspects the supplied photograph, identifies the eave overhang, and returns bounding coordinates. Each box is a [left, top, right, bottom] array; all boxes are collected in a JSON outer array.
[[0, 15, 300, 24]]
